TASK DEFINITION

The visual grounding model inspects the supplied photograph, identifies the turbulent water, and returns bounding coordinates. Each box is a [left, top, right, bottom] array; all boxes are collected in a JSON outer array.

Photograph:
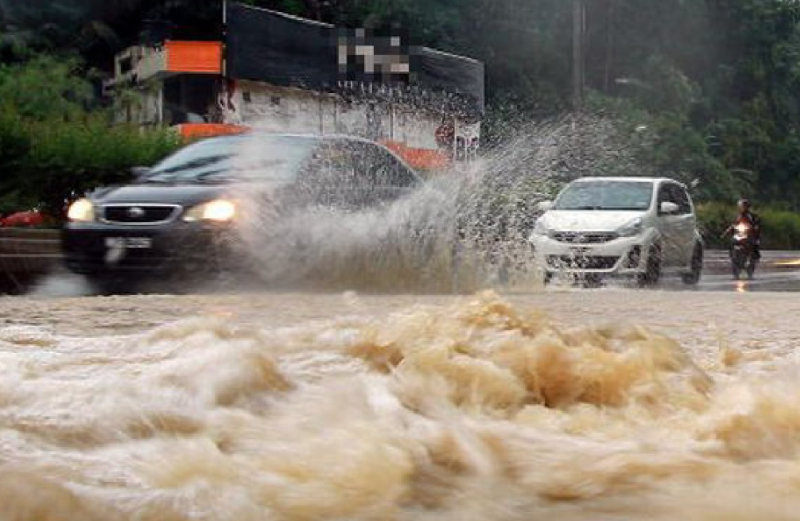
[[3, 291, 800, 521]]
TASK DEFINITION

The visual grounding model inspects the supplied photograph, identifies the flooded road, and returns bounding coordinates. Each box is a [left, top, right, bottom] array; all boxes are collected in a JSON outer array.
[[2, 290, 800, 520]]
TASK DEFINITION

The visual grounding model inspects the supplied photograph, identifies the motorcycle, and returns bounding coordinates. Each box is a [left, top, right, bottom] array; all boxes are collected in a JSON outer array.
[[730, 221, 758, 280]]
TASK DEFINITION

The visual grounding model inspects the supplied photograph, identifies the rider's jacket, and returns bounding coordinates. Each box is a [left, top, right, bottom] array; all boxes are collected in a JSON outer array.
[[733, 211, 761, 244]]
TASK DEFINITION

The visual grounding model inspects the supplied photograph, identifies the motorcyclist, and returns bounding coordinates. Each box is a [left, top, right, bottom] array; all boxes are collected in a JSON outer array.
[[722, 199, 761, 278], [726, 199, 761, 252]]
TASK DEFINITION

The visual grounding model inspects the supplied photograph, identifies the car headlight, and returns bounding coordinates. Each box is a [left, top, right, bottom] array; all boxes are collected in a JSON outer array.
[[617, 218, 644, 237], [531, 219, 552, 237], [183, 200, 237, 223], [67, 198, 95, 222]]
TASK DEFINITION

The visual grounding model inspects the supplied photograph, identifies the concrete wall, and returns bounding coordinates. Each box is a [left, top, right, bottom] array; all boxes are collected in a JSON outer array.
[[115, 76, 480, 164], [220, 80, 480, 161]]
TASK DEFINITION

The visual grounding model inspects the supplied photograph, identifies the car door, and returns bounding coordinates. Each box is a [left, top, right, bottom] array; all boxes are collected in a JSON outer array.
[[656, 183, 682, 267], [371, 147, 420, 202], [671, 185, 698, 267], [300, 140, 374, 210], [342, 141, 420, 206], [296, 142, 351, 208]]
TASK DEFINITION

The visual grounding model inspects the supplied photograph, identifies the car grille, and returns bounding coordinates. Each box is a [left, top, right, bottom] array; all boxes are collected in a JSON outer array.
[[102, 205, 180, 224], [550, 232, 618, 244], [547, 255, 620, 270]]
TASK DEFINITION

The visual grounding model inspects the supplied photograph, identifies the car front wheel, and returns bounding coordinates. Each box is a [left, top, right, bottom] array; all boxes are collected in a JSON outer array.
[[637, 245, 662, 288], [682, 243, 703, 285]]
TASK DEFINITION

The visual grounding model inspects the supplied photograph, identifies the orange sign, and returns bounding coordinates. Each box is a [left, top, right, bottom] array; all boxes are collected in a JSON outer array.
[[177, 123, 250, 140], [165, 41, 223, 74]]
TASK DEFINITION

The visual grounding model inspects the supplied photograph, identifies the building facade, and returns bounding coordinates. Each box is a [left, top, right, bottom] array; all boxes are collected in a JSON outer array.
[[106, 2, 485, 171]]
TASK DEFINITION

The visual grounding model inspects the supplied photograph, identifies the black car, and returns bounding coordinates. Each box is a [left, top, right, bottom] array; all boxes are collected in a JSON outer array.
[[63, 133, 421, 291]]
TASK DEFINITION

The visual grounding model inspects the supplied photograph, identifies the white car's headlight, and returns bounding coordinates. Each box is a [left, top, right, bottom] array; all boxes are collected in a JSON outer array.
[[531, 219, 552, 237], [67, 198, 95, 222], [183, 200, 237, 223], [617, 218, 644, 237]]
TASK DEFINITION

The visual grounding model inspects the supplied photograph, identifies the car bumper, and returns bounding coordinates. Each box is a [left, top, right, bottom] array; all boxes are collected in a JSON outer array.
[[62, 221, 240, 276], [530, 234, 650, 275]]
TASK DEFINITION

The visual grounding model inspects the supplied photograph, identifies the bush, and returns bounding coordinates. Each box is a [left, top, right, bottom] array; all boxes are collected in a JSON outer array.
[[696, 201, 800, 250], [0, 110, 181, 218], [760, 207, 800, 250], [0, 55, 182, 219]]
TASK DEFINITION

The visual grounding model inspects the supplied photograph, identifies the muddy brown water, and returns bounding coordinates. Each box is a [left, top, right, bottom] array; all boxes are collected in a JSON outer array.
[[2, 290, 800, 521]]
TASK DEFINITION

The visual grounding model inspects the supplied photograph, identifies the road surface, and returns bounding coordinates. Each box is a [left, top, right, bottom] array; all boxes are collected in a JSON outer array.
[[689, 250, 800, 292]]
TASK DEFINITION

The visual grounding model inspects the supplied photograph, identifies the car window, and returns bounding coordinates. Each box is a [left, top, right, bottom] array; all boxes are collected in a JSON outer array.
[[555, 181, 654, 211], [146, 135, 317, 184], [673, 185, 692, 214], [658, 183, 691, 214], [657, 184, 674, 204], [301, 140, 418, 206], [146, 137, 241, 181], [372, 148, 419, 188]]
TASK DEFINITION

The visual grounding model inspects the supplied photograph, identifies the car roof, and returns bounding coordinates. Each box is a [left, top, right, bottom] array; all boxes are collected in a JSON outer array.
[[200, 132, 382, 146], [190, 133, 420, 180]]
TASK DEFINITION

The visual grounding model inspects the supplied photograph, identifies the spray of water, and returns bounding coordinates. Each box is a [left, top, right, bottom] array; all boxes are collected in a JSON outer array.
[[228, 114, 643, 293], [26, 270, 94, 298]]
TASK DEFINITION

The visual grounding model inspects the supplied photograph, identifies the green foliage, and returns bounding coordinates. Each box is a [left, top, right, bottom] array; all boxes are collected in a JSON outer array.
[[695, 201, 735, 248], [0, 108, 180, 217], [0, 56, 93, 120], [761, 207, 800, 250], [0, 57, 180, 218]]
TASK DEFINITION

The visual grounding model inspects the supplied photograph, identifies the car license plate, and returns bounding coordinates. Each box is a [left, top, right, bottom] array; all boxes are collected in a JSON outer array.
[[570, 247, 592, 255], [105, 237, 152, 249]]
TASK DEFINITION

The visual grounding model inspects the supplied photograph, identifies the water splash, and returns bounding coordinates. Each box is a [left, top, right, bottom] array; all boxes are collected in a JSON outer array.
[[229, 114, 644, 293]]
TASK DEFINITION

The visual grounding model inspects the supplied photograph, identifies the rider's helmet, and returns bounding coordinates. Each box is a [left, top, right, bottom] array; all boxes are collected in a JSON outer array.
[[738, 198, 751, 213]]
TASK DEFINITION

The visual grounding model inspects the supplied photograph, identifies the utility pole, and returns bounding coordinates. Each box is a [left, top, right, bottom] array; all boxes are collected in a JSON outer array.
[[572, 0, 586, 112], [603, 0, 616, 93]]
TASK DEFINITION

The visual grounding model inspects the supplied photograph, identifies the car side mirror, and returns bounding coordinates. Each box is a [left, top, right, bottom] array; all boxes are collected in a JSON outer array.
[[660, 201, 679, 215], [535, 200, 554, 213], [129, 166, 152, 179]]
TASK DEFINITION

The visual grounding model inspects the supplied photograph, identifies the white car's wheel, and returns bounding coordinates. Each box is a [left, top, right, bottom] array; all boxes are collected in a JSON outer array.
[[637, 245, 662, 287], [682, 243, 703, 285]]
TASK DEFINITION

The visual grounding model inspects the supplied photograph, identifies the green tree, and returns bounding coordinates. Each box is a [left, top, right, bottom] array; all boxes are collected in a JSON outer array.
[[0, 56, 179, 217]]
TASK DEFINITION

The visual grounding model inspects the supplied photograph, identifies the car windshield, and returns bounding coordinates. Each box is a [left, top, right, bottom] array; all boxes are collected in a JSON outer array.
[[554, 180, 654, 211], [144, 135, 318, 183]]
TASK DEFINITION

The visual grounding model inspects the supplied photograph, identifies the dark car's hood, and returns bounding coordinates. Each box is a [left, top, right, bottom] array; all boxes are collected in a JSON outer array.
[[90, 183, 228, 207]]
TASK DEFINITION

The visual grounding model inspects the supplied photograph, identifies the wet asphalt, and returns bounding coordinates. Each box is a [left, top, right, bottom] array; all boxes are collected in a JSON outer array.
[[692, 250, 800, 293]]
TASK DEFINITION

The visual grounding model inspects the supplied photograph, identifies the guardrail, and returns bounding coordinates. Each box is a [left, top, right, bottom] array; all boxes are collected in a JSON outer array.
[[0, 228, 62, 293]]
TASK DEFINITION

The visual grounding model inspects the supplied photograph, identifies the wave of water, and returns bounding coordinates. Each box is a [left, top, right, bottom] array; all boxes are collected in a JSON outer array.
[[2, 292, 800, 520]]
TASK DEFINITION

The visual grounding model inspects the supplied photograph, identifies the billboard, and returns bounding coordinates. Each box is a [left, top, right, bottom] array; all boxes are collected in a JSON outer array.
[[225, 2, 484, 114]]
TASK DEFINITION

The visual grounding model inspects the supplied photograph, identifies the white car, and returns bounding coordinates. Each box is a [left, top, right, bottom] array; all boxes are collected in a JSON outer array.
[[530, 177, 703, 285]]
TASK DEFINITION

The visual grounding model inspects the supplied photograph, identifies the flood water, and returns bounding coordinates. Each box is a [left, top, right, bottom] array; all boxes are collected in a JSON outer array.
[[3, 290, 800, 521]]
